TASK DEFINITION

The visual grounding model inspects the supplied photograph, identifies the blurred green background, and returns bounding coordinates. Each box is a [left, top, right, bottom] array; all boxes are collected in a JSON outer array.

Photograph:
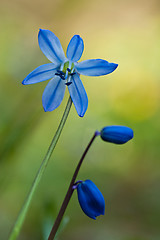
[[0, 0, 160, 239]]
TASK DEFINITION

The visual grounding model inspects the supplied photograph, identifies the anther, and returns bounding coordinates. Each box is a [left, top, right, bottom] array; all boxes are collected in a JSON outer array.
[[61, 76, 65, 80], [55, 72, 65, 80], [70, 72, 76, 76], [65, 82, 72, 86], [57, 70, 65, 75]]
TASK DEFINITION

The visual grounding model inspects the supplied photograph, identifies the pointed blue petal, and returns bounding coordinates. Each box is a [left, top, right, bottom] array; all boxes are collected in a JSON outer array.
[[68, 74, 88, 117], [77, 184, 96, 219], [22, 63, 59, 85], [75, 59, 118, 76], [77, 180, 105, 219], [38, 29, 66, 64], [42, 76, 66, 112], [82, 180, 105, 216], [66, 35, 84, 62]]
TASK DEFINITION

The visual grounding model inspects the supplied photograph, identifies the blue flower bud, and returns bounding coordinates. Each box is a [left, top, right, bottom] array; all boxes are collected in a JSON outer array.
[[100, 125, 134, 144], [77, 180, 105, 220]]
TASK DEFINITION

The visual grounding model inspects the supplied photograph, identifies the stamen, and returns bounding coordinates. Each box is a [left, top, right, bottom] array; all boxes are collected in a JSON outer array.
[[57, 70, 65, 75], [60, 62, 64, 71], [70, 72, 76, 76], [67, 68, 71, 72], [65, 82, 72, 86], [55, 71, 66, 80], [61, 76, 65, 80]]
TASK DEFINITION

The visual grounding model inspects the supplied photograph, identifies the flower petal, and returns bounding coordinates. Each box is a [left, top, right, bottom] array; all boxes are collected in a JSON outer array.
[[22, 63, 59, 85], [68, 74, 88, 117], [38, 29, 66, 64], [75, 59, 118, 76], [77, 180, 105, 219], [66, 35, 84, 62], [42, 76, 66, 112], [100, 125, 134, 144]]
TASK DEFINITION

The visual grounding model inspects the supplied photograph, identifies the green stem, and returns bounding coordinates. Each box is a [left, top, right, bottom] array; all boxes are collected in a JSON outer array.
[[8, 97, 72, 240]]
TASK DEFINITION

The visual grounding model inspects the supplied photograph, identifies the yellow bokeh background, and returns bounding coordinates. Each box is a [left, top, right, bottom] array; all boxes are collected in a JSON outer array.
[[0, 0, 160, 239]]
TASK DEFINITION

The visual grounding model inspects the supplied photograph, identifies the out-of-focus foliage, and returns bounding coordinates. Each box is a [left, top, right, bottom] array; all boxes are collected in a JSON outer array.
[[0, 0, 160, 239]]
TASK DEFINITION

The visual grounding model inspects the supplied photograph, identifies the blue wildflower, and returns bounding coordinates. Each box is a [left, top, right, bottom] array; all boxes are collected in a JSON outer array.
[[22, 29, 118, 117], [76, 180, 105, 219], [100, 125, 134, 144]]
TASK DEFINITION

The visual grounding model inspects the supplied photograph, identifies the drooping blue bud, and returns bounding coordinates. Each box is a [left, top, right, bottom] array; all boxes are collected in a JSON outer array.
[[100, 125, 134, 144], [76, 180, 105, 220]]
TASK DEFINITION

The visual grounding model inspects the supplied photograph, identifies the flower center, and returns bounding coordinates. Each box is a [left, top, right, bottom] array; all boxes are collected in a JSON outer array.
[[55, 61, 75, 86]]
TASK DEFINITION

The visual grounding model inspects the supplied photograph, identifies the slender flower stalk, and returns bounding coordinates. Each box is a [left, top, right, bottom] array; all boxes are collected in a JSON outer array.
[[8, 97, 72, 240], [48, 131, 100, 240]]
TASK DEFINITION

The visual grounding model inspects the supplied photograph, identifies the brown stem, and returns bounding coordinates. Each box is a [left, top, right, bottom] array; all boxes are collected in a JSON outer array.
[[48, 131, 100, 240]]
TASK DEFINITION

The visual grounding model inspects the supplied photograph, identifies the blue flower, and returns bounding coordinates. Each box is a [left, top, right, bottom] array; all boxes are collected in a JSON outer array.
[[22, 29, 118, 117], [100, 125, 134, 144], [76, 180, 105, 219]]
